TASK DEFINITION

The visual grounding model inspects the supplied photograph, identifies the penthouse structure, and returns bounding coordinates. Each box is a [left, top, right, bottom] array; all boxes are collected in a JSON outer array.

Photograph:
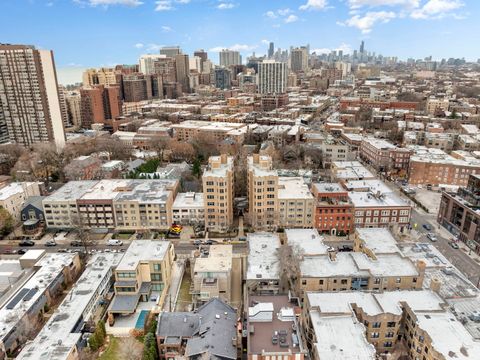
[[203, 155, 234, 232], [0, 251, 81, 359], [311, 182, 354, 235], [42, 179, 179, 231], [408, 146, 480, 186], [0, 44, 66, 148], [17, 253, 123, 360]]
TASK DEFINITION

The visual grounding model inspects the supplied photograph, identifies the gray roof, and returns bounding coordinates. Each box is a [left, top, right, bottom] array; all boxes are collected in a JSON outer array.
[[109, 294, 141, 313], [156, 298, 237, 360], [22, 196, 45, 211]]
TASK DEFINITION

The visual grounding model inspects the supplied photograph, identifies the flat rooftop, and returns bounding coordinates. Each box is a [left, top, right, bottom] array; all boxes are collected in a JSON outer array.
[[0, 182, 37, 200], [301, 252, 419, 278], [311, 182, 345, 194], [194, 245, 232, 273], [348, 190, 409, 208], [117, 240, 171, 271], [247, 233, 280, 281], [0, 253, 77, 343], [278, 177, 313, 200], [172, 192, 204, 208], [17, 253, 123, 360], [285, 229, 328, 256], [310, 313, 376, 360], [356, 228, 400, 254]]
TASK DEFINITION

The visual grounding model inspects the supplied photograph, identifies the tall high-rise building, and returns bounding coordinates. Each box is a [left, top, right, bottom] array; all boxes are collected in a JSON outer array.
[[139, 54, 165, 75], [58, 85, 70, 128], [268, 42, 274, 59], [80, 85, 121, 128], [219, 49, 242, 67], [160, 46, 181, 57], [175, 54, 190, 93], [214, 68, 232, 90], [65, 91, 82, 128], [290, 47, 308, 73], [258, 60, 287, 94], [0, 44, 66, 148], [194, 49, 208, 62], [82, 68, 117, 87], [360, 40, 365, 54]]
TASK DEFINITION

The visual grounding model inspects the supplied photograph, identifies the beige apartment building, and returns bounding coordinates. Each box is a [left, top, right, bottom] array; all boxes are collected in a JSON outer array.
[[278, 177, 315, 228], [82, 67, 117, 87], [0, 182, 41, 220], [171, 120, 247, 144], [108, 240, 174, 325], [247, 154, 278, 230], [190, 245, 233, 306], [426, 96, 450, 115], [203, 155, 234, 232]]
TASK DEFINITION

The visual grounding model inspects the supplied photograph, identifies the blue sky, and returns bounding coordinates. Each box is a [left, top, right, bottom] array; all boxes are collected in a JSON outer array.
[[1, 0, 477, 84]]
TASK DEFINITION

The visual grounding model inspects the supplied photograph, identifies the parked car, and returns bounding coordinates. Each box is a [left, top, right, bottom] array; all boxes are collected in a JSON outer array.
[[2, 249, 17, 255], [70, 240, 83, 247], [107, 239, 123, 246], [45, 240, 57, 247], [449, 241, 460, 249], [469, 310, 480, 322], [338, 245, 353, 252], [427, 233, 437, 242], [423, 224, 433, 231], [17, 249, 27, 255], [193, 240, 202, 246], [19, 240, 35, 247]]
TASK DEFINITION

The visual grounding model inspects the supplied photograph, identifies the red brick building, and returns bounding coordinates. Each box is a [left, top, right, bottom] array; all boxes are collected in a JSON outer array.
[[311, 183, 354, 235]]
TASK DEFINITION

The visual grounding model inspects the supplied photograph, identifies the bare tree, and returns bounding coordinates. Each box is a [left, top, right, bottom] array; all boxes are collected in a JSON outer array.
[[70, 213, 96, 261], [117, 337, 143, 360], [276, 244, 304, 296], [148, 136, 169, 163], [95, 136, 133, 161], [0, 144, 26, 174]]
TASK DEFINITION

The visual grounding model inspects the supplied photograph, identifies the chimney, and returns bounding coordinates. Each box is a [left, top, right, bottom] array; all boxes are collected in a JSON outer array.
[[430, 277, 441, 293]]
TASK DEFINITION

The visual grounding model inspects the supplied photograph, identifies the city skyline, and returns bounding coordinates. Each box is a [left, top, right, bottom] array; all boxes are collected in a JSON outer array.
[[0, 0, 477, 84]]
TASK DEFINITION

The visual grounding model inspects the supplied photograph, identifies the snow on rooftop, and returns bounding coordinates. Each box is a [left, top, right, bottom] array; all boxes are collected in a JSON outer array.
[[285, 229, 328, 256], [17, 253, 123, 360], [117, 240, 171, 271], [356, 228, 400, 254], [278, 177, 313, 200], [311, 313, 376, 360], [247, 233, 280, 281]]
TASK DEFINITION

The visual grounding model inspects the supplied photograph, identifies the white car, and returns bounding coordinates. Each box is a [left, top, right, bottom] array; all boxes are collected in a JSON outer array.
[[107, 239, 123, 246], [427, 233, 437, 242]]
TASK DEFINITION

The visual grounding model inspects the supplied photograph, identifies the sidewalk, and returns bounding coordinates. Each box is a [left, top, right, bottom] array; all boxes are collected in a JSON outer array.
[[162, 259, 185, 312]]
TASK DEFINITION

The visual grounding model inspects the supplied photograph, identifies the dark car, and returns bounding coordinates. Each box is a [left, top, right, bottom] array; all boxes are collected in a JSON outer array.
[[70, 240, 83, 247], [17, 249, 27, 255], [193, 240, 202, 246], [422, 224, 432, 231], [19, 240, 35, 247], [338, 245, 353, 252]]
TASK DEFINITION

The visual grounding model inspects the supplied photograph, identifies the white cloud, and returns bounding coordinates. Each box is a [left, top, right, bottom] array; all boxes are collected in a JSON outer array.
[[277, 8, 291, 16], [86, 0, 143, 6], [146, 43, 164, 52], [134, 43, 144, 49], [209, 44, 258, 53], [347, 0, 419, 9], [261, 39, 270, 45], [176, 0, 190, 3], [311, 43, 353, 55], [155, 0, 173, 11], [265, 11, 277, 18], [340, 11, 396, 33], [285, 14, 299, 23], [299, 0, 328, 11], [217, 2, 235, 10], [161, 26, 172, 32], [411, 0, 464, 19]]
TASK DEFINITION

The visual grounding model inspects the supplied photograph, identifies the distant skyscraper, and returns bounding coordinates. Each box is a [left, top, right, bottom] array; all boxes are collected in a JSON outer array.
[[360, 40, 365, 54], [175, 54, 190, 93], [82, 67, 117, 87], [139, 54, 165, 75], [194, 49, 208, 62], [258, 60, 287, 94], [0, 44, 66, 148], [80, 85, 121, 128], [290, 47, 308, 73], [160, 46, 181, 57], [268, 42, 274, 58], [219, 49, 242, 67], [214, 68, 232, 90]]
